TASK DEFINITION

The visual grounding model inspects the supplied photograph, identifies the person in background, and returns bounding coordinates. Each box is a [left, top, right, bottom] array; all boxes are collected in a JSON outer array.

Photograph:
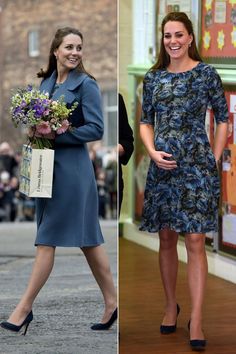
[[97, 170, 108, 219], [0, 171, 18, 222], [0, 142, 18, 178], [139, 12, 228, 351], [105, 154, 117, 219], [1, 27, 117, 336], [118, 93, 134, 214]]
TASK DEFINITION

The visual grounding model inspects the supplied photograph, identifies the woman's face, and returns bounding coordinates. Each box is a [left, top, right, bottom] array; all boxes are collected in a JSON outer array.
[[163, 21, 193, 61], [54, 33, 83, 73]]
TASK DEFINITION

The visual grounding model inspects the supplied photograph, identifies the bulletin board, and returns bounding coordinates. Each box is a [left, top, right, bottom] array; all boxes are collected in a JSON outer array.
[[205, 88, 236, 251], [204, 108, 216, 242], [201, 0, 236, 64], [219, 88, 236, 255]]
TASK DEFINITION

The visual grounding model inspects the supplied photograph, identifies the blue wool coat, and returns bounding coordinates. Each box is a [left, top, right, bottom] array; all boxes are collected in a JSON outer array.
[[34, 69, 104, 247]]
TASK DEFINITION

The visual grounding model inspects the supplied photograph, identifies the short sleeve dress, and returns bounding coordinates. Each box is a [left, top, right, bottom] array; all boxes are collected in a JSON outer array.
[[140, 62, 228, 234]]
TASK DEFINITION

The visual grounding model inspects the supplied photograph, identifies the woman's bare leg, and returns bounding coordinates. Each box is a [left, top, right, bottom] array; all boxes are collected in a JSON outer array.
[[81, 245, 117, 323], [159, 229, 179, 325], [7, 246, 55, 325], [185, 233, 207, 340]]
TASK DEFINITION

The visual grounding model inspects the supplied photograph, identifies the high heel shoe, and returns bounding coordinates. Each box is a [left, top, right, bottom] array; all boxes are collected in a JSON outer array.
[[188, 320, 206, 351], [0, 311, 33, 336], [160, 304, 180, 334], [91, 308, 117, 330]]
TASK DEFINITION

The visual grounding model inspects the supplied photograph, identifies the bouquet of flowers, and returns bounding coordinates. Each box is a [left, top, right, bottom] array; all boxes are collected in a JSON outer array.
[[10, 85, 78, 149]]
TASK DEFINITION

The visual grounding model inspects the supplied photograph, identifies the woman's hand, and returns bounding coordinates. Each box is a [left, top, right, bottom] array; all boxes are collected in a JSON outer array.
[[140, 124, 177, 170], [150, 150, 177, 170], [28, 127, 55, 139], [36, 131, 55, 139], [118, 143, 125, 157], [213, 122, 228, 162]]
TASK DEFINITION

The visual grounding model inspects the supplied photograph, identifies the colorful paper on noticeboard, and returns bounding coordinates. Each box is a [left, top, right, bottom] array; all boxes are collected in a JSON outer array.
[[221, 92, 236, 248], [201, 0, 236, 59]]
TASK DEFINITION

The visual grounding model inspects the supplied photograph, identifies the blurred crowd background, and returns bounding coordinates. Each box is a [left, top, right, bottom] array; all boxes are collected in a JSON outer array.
[[0, 141, 117, 223]]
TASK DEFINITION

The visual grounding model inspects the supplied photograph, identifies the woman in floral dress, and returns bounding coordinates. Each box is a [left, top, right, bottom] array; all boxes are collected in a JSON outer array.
[[140, 12, 228, 351]]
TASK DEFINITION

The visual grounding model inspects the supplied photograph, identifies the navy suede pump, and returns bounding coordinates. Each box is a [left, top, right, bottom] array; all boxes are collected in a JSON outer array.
[[0, 311, 33, 336], [91, 308, 117, 330]]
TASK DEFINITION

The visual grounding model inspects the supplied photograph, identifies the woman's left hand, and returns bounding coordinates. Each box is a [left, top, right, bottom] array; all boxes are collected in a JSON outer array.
[[28, 127, 55, 139]]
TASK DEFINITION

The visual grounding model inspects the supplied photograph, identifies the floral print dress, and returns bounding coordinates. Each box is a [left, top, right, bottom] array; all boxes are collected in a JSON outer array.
[[140, 62, 228, 234]]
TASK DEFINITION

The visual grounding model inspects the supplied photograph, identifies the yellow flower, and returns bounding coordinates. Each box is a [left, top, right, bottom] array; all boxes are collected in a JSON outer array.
[[217, 30, 225, 50], [203, 31, 211, 50]]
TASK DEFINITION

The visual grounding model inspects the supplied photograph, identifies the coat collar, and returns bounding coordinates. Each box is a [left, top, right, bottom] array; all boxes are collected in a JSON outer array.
[[40, 69, 88, 100]]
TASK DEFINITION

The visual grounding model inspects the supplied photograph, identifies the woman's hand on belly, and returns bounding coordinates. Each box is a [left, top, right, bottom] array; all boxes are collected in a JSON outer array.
[[150, 150, 178, 170]]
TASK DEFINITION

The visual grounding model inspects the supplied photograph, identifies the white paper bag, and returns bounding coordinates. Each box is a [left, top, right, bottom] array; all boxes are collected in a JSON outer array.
[[19, 144, 54, 198]]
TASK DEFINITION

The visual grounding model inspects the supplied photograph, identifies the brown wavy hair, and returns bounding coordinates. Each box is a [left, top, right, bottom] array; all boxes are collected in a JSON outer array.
[[37, 27, 95, 80], [151, 12, 202, 71]]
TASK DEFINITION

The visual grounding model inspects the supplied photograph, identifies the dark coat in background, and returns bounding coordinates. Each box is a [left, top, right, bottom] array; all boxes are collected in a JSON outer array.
[[119, 94, 134, 214], [35, 69, 104, 247]]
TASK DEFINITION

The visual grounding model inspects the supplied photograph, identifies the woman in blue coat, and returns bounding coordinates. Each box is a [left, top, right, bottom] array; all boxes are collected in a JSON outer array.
[[1, 27, 117, 334]]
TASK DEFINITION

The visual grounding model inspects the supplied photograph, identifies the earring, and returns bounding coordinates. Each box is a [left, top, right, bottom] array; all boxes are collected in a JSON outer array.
[[188, 42, 192, 47]]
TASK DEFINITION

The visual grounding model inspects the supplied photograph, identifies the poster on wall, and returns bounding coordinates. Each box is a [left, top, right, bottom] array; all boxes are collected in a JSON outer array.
[[205, 108, 216, 241], [201, 0, 236, 63], [220, 90, 236, 252], [206, 89, 236, 251]]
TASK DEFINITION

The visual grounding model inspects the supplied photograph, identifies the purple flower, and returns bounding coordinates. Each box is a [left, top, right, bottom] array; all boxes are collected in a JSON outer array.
[[13, 107, 23, 116], [33, 104, 48, 118], [20, 100, 27, 108]]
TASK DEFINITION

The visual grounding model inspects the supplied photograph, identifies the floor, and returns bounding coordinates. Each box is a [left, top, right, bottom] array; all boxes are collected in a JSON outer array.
[[119, 237, 236, 354]]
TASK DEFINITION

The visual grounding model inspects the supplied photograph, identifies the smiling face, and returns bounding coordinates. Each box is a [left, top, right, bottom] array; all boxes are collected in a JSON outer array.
[[54, 33, 83, 73], [163, 21, 193, 61]]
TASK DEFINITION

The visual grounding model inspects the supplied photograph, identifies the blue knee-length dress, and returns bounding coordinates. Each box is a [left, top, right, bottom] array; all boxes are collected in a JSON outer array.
[[140, 62, 228, 234], [35, 69, 104, 247]]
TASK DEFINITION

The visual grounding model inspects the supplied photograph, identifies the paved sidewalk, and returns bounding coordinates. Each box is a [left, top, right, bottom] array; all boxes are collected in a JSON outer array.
[[0, 220, 117, 354]]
